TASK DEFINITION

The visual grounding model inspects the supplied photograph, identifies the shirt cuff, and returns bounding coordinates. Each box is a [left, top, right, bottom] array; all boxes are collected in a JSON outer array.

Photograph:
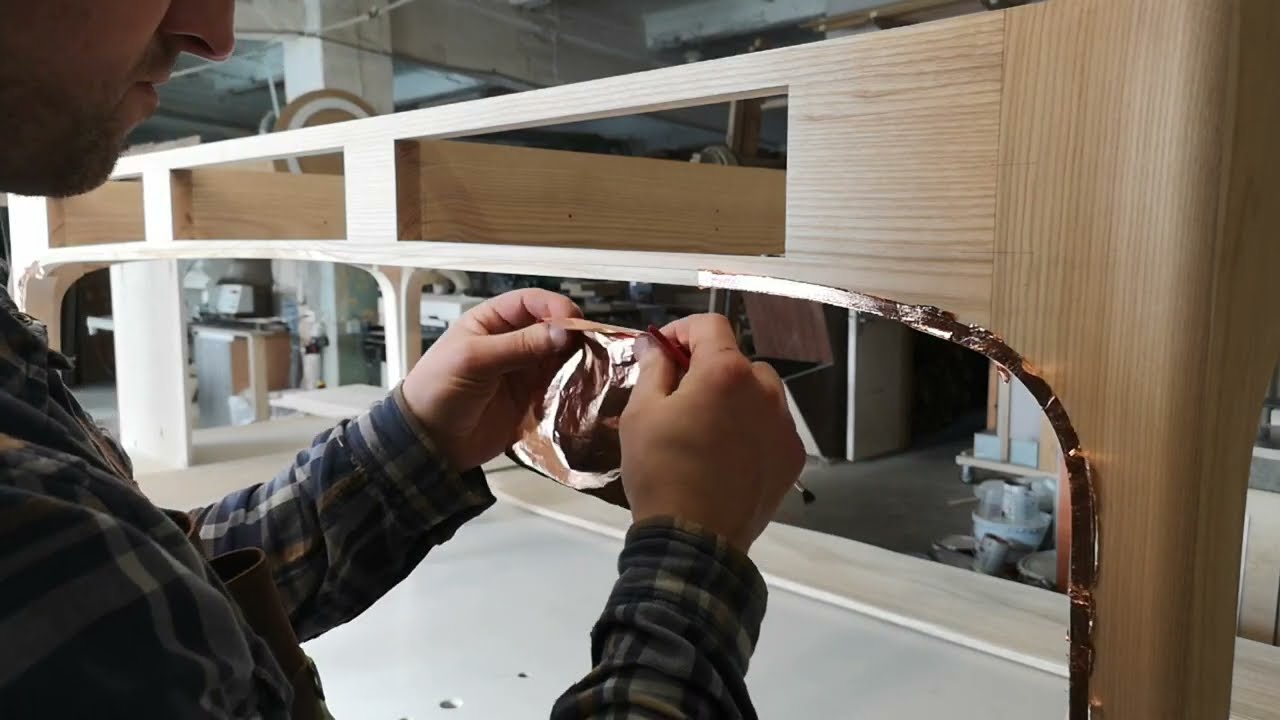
[[347, 385, 494, 509], [612, 517, 768, 673]]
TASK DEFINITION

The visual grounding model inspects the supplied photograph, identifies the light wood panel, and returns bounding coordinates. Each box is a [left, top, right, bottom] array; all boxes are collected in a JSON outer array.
[[398, 140, 785, 256], [34, 240, 995, 325], [105, 14, 1003, 322], [47, 181, 144, 247], [993, 1, 1280, 717], [269, 384, 387, 419], [171, 169, 345, 240]]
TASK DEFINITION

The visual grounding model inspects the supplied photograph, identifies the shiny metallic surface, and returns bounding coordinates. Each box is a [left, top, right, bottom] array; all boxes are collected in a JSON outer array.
[[507, 319, 643, 500]]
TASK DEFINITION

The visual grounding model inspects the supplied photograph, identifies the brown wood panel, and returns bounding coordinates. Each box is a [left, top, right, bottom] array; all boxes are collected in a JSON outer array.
[[742, 293, 834, 364], [994, 1, 1280, 716], [48, 181, 144, 248], [228, 334, 292, 394], [265, 334, 292, 391], [742, 293, 848, 458], [172, 169, 345, 241], [399, 140, 785, 256]]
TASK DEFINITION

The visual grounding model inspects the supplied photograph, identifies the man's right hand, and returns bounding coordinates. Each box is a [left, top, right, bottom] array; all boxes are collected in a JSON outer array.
[[619, 314, 806, 553]]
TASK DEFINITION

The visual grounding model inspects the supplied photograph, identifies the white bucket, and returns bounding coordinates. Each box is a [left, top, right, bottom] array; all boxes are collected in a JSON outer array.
[[972, 510, 1052, 561]]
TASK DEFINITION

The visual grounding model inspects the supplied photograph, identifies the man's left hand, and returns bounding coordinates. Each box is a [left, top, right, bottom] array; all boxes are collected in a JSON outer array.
[[401, 289, 582, 471]]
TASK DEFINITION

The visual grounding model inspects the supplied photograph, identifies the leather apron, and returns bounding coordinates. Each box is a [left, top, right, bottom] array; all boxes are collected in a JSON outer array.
[[62, 375, 330, 719], [165, 510, 333, 720]]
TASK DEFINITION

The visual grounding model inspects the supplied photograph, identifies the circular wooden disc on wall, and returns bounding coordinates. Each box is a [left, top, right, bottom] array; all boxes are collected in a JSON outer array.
[[272, 88, 378, 174]]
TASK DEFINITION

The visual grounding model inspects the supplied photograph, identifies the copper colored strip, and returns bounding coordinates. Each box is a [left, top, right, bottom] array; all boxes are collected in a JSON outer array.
[[698, 271, 1099, 720]]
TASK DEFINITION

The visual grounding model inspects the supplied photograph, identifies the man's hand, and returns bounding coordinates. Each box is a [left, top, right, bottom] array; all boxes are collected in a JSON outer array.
[[619, 314, 806, 553], [402, 289, 582, 471]]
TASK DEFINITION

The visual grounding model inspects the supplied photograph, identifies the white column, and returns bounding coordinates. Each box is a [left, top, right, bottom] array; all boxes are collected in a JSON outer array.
[[5, 194, 53, 301], [108, 168, 193, 468], [5, 195, 73, 352], [282, 0, 394, 113], [111, 261, 193, 469]]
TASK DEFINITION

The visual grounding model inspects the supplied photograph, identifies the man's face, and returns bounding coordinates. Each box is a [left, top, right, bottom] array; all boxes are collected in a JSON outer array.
[[0, 0, 234, 197]]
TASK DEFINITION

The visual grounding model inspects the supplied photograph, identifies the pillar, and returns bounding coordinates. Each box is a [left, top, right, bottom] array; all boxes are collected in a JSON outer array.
[[282, 0, 394, 114], [276, 0, 395, 389]]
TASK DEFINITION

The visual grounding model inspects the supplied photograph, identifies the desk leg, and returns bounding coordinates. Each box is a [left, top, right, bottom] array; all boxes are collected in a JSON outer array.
[[368, 266, 424, 387]]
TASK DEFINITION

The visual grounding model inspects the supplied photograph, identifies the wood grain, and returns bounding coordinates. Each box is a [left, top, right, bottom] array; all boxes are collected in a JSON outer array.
[[786, 12, 1002, 262], [35, 240, 995, 325], [47, 181, 144, 247], [106, 14, 1004, 326], [171, 169, 345, 241], [993, 0, 1280, 716], [400, 140, 785, 256]]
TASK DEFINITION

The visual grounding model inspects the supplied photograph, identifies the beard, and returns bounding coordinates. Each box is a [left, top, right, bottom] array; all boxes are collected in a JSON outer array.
[[0, 61, 135, 199]]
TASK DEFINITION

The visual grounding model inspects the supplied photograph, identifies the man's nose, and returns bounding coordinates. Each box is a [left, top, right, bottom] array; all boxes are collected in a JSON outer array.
[[161, 0, 236, 62]]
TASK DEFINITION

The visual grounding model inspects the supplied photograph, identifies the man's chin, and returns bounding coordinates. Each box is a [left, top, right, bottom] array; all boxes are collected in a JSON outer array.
[[30, 134, 126, 199]]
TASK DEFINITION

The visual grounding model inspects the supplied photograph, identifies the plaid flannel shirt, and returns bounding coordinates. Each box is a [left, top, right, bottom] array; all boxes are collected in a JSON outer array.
[[0, 286, 767, 718]]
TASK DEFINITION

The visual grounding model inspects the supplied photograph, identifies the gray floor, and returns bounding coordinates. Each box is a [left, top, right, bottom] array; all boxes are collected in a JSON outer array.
[[778, 441, 976, 557], [301, 502, 1066, 720]]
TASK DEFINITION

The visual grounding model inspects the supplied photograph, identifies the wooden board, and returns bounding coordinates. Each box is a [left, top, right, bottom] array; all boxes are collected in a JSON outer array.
[[226, 334, 292, 394], [171, 169, 345, 240], [269, 384, 388, 419], [397, 140, 784, 256], [992, 2, 1280, 716], [35, 240, 996, 325], [47, 181, 144, 247]]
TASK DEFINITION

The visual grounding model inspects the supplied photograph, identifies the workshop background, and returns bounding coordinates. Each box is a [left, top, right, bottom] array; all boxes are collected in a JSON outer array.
[[1, 1, 1277, 717]]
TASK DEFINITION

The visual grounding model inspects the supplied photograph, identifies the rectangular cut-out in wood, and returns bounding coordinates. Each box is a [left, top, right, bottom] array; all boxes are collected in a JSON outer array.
[[396, 140, 786, 255], [5, 1, 1279, 718]]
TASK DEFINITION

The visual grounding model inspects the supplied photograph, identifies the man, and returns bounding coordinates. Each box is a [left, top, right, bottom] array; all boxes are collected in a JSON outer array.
[[0, 1, 806, 718]]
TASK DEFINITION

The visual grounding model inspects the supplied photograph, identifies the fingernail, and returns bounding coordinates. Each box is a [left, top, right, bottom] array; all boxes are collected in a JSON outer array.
[[548, 325, 569, 350]]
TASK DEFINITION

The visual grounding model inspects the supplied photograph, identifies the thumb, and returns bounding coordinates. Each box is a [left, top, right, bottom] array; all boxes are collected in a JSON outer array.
[[465, 322, 572, 376], [630, 336, 678, 408]]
